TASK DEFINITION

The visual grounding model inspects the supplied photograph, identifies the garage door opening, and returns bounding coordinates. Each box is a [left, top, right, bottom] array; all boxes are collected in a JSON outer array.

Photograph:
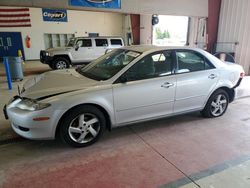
[[153, 15, 189, 46]]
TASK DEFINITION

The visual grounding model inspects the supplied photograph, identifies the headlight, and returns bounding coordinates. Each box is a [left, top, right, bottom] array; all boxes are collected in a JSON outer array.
[[8, 97, 16, 105], [45, 52, 52, 56], [16, 98, 51, 111], [7, 96, 21, 105]]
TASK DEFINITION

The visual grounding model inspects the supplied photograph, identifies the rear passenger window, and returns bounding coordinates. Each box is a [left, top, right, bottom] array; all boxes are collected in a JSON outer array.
[[76, 39, 92, 47], [95, 39, 108, 47], [176, 51, 214, 73], [111, 39, 122, 46]]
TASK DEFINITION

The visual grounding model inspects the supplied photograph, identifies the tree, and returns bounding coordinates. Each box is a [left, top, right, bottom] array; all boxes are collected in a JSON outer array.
[[155, 28, 163, 39], [155, 28, 171, 39], [165, 30, 170, 38]]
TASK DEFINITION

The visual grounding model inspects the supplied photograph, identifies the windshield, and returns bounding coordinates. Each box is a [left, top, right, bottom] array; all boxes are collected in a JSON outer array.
[[67, 38, 76, 47], [77, 49, 141, 81]]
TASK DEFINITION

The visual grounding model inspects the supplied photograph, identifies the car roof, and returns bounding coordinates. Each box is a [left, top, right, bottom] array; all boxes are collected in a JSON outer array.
[[121, 45, 227, 69], [121, 45, 202, 53], [74, 36, 123, 39]]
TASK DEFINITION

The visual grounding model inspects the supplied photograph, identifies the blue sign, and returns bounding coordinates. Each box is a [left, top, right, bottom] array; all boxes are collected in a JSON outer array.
[[69, 0, 121, 9], [42, 9, 68, 22]]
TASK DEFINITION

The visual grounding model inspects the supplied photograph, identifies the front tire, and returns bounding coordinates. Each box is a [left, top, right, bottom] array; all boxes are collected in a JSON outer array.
[[53, 57, 70, 70], [201, 89, 229, 118], [48, 63, 54, 69], [59, 105, 106, 147]]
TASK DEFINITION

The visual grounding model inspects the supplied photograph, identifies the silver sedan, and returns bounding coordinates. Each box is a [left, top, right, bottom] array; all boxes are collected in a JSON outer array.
[[4, 46, 245, 147]]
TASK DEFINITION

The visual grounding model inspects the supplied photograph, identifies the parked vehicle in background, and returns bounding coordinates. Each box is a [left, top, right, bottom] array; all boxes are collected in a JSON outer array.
[[40, 36, 124, 70], [5, 46, 244, 147]]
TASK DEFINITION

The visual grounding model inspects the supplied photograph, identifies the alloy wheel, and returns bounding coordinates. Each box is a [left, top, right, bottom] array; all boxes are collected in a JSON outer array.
[[56, 61, 67, 69], [68, 113, 100, 144], [210, 94, 228, 117]]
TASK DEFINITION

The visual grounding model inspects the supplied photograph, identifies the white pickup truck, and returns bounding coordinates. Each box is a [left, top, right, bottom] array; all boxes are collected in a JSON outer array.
[[40, 36, 124, 69]]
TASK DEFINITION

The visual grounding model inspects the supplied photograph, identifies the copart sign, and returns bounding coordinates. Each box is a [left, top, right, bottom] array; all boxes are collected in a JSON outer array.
[[42, 9, 68, 22]]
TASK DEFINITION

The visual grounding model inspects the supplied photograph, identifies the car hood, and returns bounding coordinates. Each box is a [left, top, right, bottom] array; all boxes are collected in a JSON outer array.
[[22, 69, 100, 99], [46, 47, 72, 52]]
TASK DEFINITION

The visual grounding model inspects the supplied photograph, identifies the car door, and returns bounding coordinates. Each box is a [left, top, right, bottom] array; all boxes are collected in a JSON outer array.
[[112, 50, 176, 125], [71, 38, 94, 63], [174, 50, 219, 113]]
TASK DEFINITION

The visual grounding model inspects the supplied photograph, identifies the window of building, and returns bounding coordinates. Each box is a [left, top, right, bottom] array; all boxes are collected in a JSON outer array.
[[44, 33, 75, 49], [153, 15, 189, 46], [0, 38, 3, 47], [6, 37, 12, 46]]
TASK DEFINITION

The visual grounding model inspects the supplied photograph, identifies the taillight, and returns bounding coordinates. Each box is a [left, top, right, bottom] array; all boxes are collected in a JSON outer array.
[[240, 72, 245, 78]]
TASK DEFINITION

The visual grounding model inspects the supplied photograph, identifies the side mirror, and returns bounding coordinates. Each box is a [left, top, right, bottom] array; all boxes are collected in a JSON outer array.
[[75, 44, 80, 51]]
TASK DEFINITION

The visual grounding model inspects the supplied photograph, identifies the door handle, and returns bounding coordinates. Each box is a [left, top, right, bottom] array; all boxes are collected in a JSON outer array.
[[208, 74, 217, 79], [161, 82, 174, 88]]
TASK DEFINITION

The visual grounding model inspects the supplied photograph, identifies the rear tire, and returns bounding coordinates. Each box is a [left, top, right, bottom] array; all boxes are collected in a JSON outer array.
[[53, 57, 70, 70], [201, 89, 229, 118], [59, 105, 106, 147]]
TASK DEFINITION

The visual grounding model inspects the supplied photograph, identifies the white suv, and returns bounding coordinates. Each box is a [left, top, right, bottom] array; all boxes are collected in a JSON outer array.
[[5, 46, 244, 147], [40, 37, 124, 69]]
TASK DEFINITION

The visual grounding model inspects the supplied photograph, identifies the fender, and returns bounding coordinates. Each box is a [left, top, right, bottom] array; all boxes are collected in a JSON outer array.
[[42, 88, 115, 138], [202, 80, 235, 109]]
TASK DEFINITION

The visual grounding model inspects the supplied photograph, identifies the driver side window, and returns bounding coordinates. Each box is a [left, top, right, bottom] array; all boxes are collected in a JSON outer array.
[[76, 39, 92, 47], [123, 51, 173, 82]]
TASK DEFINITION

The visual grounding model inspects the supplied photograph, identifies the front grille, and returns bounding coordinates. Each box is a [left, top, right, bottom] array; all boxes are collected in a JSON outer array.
[[40, 50, 46, 62], [3, 105, 8, 119], [13, 123, 29, 132], [18, 126, 29, 132]]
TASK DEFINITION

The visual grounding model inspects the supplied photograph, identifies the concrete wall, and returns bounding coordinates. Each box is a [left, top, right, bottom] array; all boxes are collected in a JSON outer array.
[[0, 7, 124, 60], [122, 0, 208, 17], [140, 15, 152, 45], [0, 0, 208, 17], [217, 0, 250, 75]]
